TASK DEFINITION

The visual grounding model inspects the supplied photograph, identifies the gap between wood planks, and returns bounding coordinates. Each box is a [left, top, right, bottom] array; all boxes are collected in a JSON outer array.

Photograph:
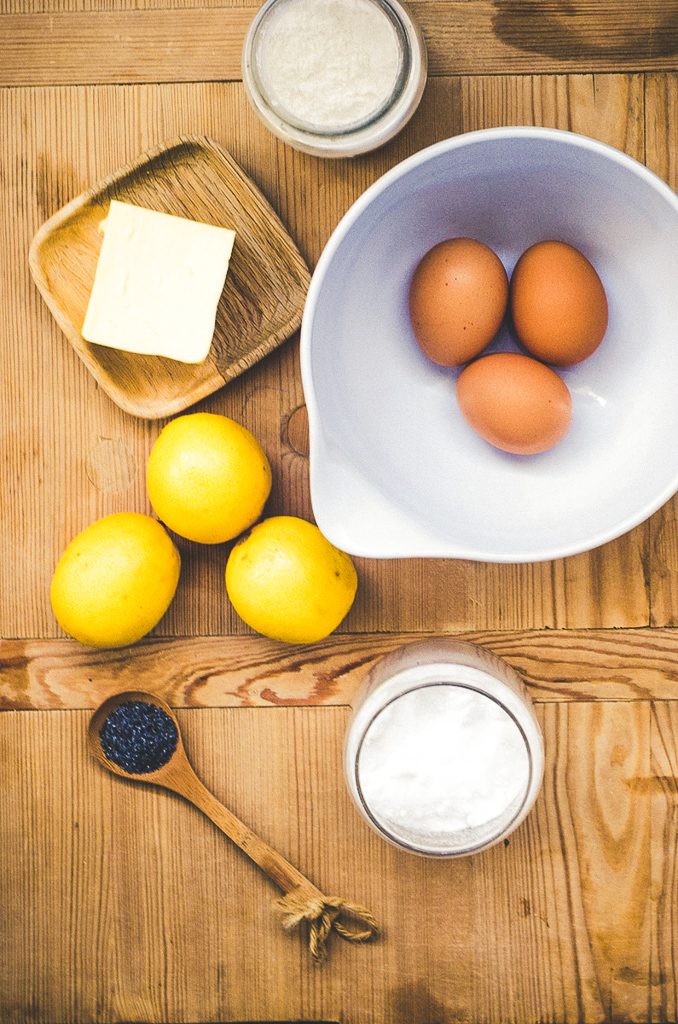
[[3, 626, 678, 710], [1, 3, 678, 86]]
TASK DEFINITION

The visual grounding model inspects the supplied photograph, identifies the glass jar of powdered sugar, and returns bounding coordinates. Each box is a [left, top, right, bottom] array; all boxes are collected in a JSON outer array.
[[242, 0, 427, 157], [345, 639, 544, 856]]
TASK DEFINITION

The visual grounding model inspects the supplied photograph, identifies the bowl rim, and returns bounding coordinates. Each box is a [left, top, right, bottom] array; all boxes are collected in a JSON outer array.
[[300, 126, 678, 562]]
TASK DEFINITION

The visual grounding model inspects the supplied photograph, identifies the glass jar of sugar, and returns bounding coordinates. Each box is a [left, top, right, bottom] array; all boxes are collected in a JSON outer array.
[[344, 639, 544, 856], [242, 0, 427, 158]]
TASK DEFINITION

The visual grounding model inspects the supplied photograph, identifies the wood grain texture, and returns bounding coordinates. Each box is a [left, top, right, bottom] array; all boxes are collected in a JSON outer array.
[[4, 629, 678, 711], [3, 0, 678, 17], [1, 12, 677, 1017], [0, 74, 655, 639], [527, 702, 653, 1022], [467, 701, 652, 1021], [1, 3, 678, 85], [2, 0, 255, 7], [29, 135, 309, 418], [1, 701, 674, 1023], [650, 701, 678, 1021]]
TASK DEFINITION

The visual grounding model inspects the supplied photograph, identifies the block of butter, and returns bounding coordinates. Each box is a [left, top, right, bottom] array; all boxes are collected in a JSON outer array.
[[82, 200, 236, 363]]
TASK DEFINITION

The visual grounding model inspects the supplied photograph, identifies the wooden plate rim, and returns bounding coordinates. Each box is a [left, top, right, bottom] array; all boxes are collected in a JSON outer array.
[[28, 134, 310, 419]]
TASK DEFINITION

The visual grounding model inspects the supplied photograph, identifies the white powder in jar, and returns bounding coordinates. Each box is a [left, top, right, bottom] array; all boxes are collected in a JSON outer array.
[[253, 0, 404, 132], [357, 684, 531, 852]]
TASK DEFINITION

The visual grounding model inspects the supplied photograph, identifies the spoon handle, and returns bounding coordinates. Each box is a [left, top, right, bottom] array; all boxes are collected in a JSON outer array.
[[166, 763, 379, 962], [165, 764, 323, 900]]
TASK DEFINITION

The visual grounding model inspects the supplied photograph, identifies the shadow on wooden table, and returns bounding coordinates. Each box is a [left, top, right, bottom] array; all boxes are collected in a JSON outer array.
[[492, 0, 678, 60], [388, 980, 453, 1024]]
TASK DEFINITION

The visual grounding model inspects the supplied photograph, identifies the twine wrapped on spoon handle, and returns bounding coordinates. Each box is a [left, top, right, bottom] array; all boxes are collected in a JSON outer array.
[[276, 889, 380, 962], [160, 755, 380, 961]]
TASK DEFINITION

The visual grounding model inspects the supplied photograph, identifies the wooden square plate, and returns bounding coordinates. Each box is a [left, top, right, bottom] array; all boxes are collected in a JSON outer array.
[[29, 135, 310, 419]]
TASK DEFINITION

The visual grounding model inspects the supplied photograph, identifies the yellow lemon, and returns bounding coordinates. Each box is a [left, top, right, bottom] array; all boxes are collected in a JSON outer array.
[[147, 413, 272, 544], [226, 516, 357, 644], [50, 512, 180, 648]]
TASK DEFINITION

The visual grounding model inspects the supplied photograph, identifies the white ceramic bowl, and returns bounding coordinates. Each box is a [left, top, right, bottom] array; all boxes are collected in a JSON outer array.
[[301, 127, 678, 562]]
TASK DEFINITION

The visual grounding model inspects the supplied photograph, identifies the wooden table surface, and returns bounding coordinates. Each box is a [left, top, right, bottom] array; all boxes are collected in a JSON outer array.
[[2, 3, 678, 1022]]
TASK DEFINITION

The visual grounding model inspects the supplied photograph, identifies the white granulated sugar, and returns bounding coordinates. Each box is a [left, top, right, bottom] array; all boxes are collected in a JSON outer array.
[[255, 0, 403, 131], [358, 685, 530, 849]]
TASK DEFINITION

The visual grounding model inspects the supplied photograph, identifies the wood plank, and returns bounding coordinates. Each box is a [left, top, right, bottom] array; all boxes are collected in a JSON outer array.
[[5, 0, 678, 19], [0, 9, 252, 86], [645, 74, 678, 188], [4, 628, 678, 711], [0, 76, 652, 640], [650, 701, 678, 1021], [0, 0, 252, 7], [0, 699, 668, 1023], [1, 3, 678, 85], [645, 74, 678, 628], [526, 702, 653, 1021]]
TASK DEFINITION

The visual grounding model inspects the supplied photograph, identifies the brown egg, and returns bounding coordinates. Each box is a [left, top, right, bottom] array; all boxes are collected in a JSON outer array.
[[456, 352, 572, 455], [510, 240, 608, 366], [409, 238, 509, 366]]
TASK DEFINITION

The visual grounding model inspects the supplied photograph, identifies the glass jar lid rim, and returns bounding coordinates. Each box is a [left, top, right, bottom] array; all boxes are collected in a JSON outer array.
[[354, 681, 535, 856], [246, 0, 414, 139]]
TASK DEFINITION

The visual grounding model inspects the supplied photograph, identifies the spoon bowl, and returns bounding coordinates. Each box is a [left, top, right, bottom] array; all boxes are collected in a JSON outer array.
[[88, 689, 185, 785]]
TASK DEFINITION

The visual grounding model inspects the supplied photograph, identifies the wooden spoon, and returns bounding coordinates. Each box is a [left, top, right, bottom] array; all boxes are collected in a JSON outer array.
[[88, 690, 378, 961]]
